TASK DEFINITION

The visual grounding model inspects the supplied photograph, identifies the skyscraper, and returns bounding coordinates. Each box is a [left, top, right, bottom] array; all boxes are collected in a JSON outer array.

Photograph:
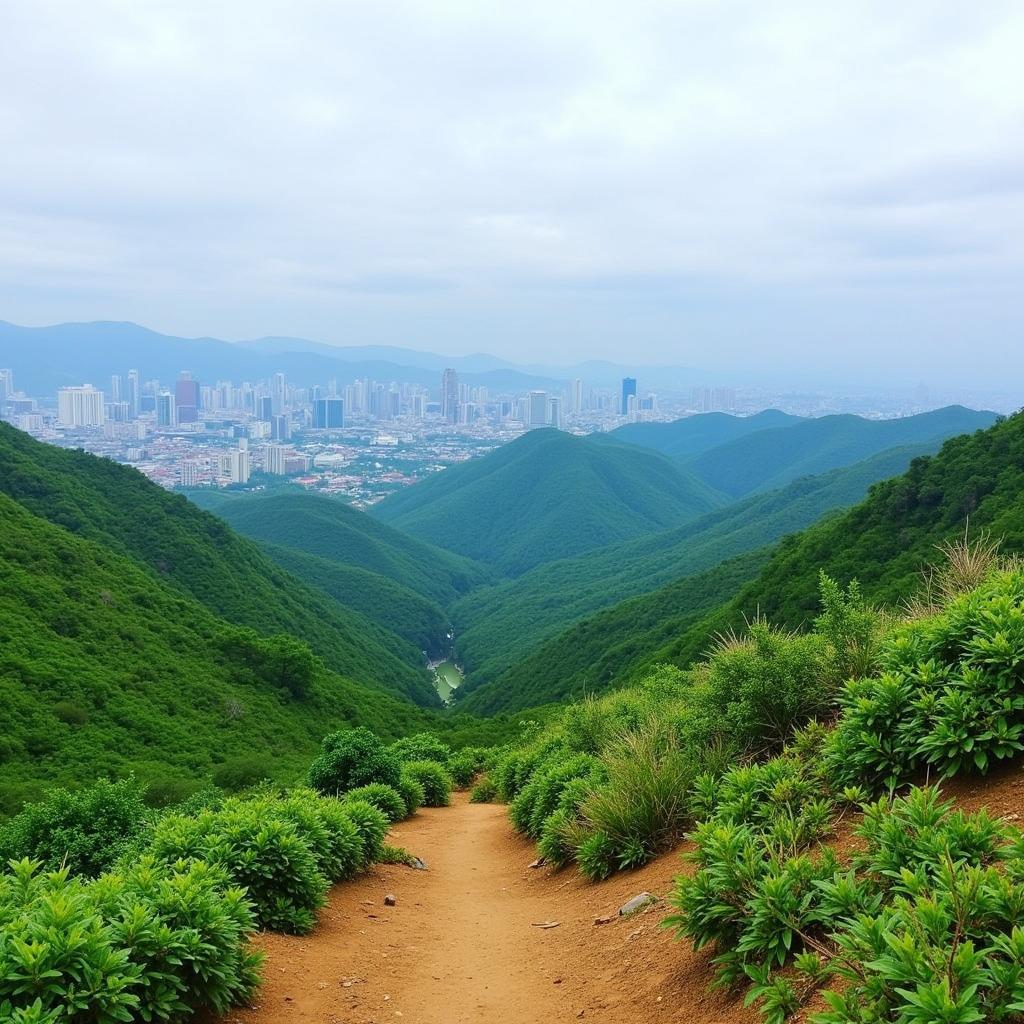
[[271, 372, 287, 414], [263, 444, 289, 475], [548, 395, 563, 429], [313, 397, 345, 429], [271, 413, 291, 440], [526, 390, 548, 428], [180, 459, 201, 487], [109, 374, 121, 402], [126, 369, 140, 418], [441, 368, 459, 424], [0, 369, 12, 410], [175, 371, 200, 423], [156, 391, 176, 428], [621, 377, 637, 415], [57, 385, 105, 427], [571, 378, 583, 415]]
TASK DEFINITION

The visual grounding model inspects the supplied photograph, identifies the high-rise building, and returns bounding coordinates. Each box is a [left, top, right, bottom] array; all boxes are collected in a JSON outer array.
[[264, 444, 288, 475], [313, 397, 345, 429], [0, 369, 13, 406], [526, 390, 548, 428], [271, 372, 287, 415], [109, 374, 121, 402], [126, 370, 140, 418], [271, 413, 290, 440], [621, 377, 637, 416], [219, 440, 250, 484], [175, 371, 200, 423], [548, 395, 563, 429], [156, 391, 176, 428], [57, 385, 105, 427], [571, 378, 583, 415], [441, 368, 459, 424], [180, 459, 201, 487]]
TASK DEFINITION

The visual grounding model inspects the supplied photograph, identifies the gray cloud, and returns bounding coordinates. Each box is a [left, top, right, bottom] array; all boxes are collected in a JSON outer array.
[[0, 0, 1022, 383]]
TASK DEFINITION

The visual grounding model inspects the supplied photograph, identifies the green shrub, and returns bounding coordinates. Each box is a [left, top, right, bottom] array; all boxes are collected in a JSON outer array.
[[509, 753, 601, 840], [469, 776, 497, 803], [338, 799, 389, 866], [578, 725, 694, 873], [0, 778, 149, 877], [147, 803, 328, 934], [448, 747, 488, 788], [308, 727, 401, 796], [212, 756, 274, 792], [402, 761, 453, 807], [395, 773, 425, 816], [344, 783, 407, 823], [0, 857, 261, 1022], [388, 732, 452, 767]]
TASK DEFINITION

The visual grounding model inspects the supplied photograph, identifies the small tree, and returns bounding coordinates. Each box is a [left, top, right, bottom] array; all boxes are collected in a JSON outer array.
[[308, 727, 401, 795]]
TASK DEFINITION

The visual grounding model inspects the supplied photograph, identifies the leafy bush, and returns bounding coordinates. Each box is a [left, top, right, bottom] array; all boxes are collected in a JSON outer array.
[[395, 773, 425, 816], [509, 753, 601, 840], [469, 776, 497, 803], [388, 732, 452, 767], [308, 727, 401, 795], [448, 747, 488, 788], [402, 761, 453, 808], [0, 856, 261, 1022], [344, 783, 407, 823], [147, 803, 328, 934], [338, 798, 389, 866], [0, 778, 149, 877]]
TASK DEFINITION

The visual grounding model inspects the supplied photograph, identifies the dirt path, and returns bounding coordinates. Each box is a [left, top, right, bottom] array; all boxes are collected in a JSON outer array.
[[232, 794, 752, 1024]]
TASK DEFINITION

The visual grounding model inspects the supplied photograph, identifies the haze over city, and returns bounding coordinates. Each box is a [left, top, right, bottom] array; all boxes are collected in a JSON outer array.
[[1, 1, 1022, 384]]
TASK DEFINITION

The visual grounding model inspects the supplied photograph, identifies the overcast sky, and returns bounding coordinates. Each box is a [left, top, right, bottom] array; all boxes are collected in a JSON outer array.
[[1, 1, 1022, 383]]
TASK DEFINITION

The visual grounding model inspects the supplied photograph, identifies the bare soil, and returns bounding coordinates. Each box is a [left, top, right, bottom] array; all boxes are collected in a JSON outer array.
[[229, 794, 755, 1024]]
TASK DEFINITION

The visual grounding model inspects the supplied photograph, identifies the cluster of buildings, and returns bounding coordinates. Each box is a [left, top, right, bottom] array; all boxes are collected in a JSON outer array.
[[0, 363, 666, 500]]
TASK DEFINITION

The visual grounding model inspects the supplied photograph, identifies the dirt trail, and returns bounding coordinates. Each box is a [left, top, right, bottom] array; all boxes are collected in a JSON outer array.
[[232, 794, 752, 1024]]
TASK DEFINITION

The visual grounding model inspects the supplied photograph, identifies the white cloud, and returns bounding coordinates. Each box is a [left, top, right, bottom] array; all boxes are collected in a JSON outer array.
[[0, 0, 1021, 378]]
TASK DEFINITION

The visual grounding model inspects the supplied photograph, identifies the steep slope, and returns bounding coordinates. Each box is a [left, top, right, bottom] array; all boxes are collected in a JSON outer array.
[[611, 408, 802, 460], [684, 405, 997, 498], [373, 429, 730, 576], [456, 549, 770, 714], [724, 408, 1024, 627], [189, 490, 489, 607], [256, 543, 452, 658], [0, 491, 445, 814], [0, 424, 437, 705], [452, 441, 943, 688]]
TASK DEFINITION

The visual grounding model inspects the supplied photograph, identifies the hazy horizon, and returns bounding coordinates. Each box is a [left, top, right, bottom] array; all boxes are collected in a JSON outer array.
[[1, 2, 1022, 385]]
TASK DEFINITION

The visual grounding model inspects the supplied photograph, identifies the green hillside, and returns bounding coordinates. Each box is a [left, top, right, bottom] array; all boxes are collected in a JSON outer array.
[[723, 409, 1024, 627], [0, 491, 446, 814], [373, 428, 729, 576], [456, 548, 770, 714], [189, 489, 489, 607], [451, 440, 941, 689], [683, 405, 996, 498], [0, 424, 437, 705], [611, 408, 801, 459], [257, 542, 452, 658]]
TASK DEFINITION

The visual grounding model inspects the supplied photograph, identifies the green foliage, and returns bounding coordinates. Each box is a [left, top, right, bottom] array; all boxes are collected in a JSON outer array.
[[469, 777, 497, 803], [0, 856, 261, 1022], [336, 799, 389, 866], [308, 727, 402, 796], [453, 437, 961, 712], [0, 778, 148, 877], [827, 570, 1024, 793], [388, 732, 452, 767], [402, 761, 453, 808], [395, 774, 425, 816], [448, 748, 489, 788], [344, 783, 408, 823], [147, 803, 328, 934], [374, 427, 727, 576], [0, 422, 439, 706]]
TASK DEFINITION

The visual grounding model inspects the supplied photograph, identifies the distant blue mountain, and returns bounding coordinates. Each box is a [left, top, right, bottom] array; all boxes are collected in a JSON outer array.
[[0, 320, 561, 396]]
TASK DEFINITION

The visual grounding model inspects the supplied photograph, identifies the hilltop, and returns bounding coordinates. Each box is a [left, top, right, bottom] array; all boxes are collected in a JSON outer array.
[[451, 439, 952, 694], [373, 428, 729, 576]]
